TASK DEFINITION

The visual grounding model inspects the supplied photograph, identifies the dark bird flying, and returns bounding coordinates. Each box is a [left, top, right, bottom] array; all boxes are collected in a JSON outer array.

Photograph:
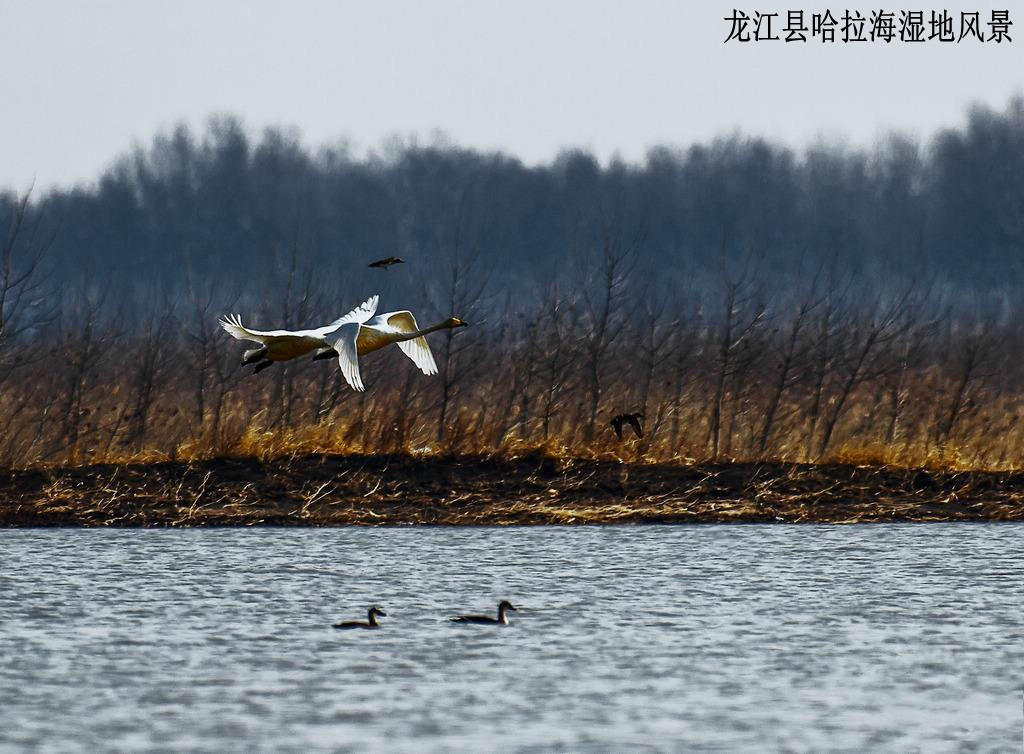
[[368, 256, 404, 270], [610, 412, 644, 439]]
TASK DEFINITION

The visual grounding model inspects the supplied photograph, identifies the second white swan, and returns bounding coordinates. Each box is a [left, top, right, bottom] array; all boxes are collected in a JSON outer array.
[[313, 296, 468, 391]]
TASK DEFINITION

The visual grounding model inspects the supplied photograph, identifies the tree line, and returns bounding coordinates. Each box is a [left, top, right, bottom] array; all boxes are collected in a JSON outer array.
[[3, 97, 1023, 306]]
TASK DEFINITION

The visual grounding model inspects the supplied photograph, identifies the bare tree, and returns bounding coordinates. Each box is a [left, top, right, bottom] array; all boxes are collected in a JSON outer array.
[[124, 301, 176, 448], [630, 284, 676, 451], [879, 317, 934, 448], [933, 319, 998, 455], [50, 284, 116, 463], [814, 284, 921, 459], [514, 316, 540, 443], [270, 243, 316, 428], [535, 288, 575, 442], [488, 315, 531, 447], [432, 246, 486, 445], [800, 272, 850, 461], [666, 299, 703, 453], [575, 223, 637, 441], [0, 190, 54, 384], [756, 288, 821, 455], [708, 263, 766, 459]]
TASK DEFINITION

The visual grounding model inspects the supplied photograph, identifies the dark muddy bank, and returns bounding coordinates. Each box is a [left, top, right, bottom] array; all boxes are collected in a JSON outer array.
[[2, 454, 1022, 526]]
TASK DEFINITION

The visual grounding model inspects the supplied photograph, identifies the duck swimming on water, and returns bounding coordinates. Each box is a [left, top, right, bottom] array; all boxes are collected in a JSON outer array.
[[450, 600, 518, 625], [333, 606, 387, 629]]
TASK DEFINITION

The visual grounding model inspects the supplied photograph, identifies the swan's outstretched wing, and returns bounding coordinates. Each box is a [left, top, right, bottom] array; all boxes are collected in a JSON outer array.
[[332, 322, 365, 391], [315, 295, 379, 336], [218, 314, 306, 343], [385, 311, 438, 376], [221, 296, 379, 346]]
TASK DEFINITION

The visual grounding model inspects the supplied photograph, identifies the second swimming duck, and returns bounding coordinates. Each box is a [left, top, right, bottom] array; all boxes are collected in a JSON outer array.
[[450, 600, 518, 625], [333, 606, 387, 629]]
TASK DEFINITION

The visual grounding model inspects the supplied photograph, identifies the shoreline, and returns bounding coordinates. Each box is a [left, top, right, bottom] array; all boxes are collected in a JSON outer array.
[[3, 453, 1024, 527]]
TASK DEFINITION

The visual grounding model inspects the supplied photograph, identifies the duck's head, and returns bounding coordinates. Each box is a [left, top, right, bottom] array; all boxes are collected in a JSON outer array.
[[498, 600, 517, 612], [445, 317, 469, 328], [370, 606, 387, 617]]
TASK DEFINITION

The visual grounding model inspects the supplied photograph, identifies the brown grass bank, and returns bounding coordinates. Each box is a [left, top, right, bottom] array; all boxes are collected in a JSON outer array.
[[2, 453, 1024, 527]]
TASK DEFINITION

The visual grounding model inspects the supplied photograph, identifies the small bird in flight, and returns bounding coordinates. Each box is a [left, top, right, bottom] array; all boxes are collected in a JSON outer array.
[[368, 256, 404, 270], [610, 412, 644, 440]]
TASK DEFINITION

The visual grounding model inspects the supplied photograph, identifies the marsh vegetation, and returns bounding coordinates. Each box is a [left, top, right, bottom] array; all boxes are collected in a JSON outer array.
[[1, 99, 1023, 486]]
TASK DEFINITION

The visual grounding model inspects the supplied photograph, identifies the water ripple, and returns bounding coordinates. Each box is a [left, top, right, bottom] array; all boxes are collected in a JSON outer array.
[[0, 524, 1021, 752]]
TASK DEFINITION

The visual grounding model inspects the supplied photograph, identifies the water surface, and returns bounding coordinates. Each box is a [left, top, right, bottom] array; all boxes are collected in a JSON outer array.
[[1, 525, 1021, 752]]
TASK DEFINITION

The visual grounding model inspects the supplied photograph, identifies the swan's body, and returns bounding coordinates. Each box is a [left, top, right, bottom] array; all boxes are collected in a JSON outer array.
[[333, 606, 387, 630], [324, 303, 467, 392], [219, 296, 379, 373], [450, 600, 517, 625]]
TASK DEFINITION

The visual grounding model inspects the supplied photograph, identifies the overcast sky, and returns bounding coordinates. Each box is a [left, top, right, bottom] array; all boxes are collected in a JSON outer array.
[[0, 0, 1020, 191]]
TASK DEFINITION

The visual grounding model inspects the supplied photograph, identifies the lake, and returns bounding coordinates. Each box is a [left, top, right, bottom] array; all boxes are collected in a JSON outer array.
[[1, 525, 1021, 752]]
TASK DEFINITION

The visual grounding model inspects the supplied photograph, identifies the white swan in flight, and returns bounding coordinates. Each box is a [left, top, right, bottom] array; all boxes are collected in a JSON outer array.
[[219, 295, 380, 373], [312, 297, 468, 391]]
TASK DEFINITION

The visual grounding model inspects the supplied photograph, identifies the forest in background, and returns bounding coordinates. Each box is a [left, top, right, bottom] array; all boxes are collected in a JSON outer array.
[[0, 97, 1022, 469]]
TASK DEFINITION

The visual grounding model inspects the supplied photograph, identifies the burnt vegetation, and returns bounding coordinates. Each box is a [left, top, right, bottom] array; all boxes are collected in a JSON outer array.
[[4, 455, 1024, 526]]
